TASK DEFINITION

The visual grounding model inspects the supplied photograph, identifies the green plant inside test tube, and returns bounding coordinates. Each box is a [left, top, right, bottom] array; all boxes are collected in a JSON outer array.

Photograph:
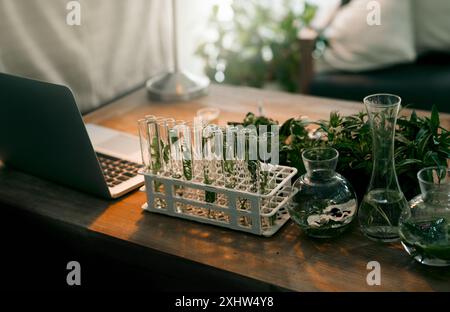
[[223, 126, 238, 188], [202, 125, 217, 203]]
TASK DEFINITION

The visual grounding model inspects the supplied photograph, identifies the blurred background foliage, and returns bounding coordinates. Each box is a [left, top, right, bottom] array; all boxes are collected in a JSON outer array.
[[196, 0, 317, 92]]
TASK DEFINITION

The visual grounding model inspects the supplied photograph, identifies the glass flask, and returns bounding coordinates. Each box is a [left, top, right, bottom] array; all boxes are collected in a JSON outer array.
[[358, 94, 409, 242], [288, 147, 357, 238], [399, 167, 450, 266]]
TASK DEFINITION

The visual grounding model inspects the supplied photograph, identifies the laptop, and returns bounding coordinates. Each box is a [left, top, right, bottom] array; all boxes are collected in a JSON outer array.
[[0, 73, 144, 198]]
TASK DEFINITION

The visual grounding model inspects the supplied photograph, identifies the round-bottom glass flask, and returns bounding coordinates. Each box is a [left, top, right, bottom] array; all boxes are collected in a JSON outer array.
[[288, 147, 358, 238], [399, 167, 450, 267]]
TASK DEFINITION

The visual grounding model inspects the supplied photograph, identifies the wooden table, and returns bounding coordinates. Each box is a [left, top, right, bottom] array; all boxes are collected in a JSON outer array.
[[1, 85, 449, 291]]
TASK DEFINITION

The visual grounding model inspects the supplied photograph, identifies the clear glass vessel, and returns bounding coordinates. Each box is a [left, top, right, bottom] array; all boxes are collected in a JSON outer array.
[[399, 167, 450, 266], [223, 126, 238, 189], [138, 118, 151, 171], [259, 132, 277, 195], [156, 117, 175, 174], [168, 119, 187, 180], [241, 127, 259, 193], [288, 147, 357, 238], [358, 94, 408, 242], [202, 124, 219, 203]]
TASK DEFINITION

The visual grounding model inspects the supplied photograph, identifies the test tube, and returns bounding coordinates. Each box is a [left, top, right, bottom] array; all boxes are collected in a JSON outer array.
[[138, 118, 151, 171], [179, 121, 195, 181], [202, 124, 218, 203], [212, 127, 225, 187], [238, 127, 259, 193], [156, 117, 175, 175], [169, 120, 187, 180], [145, 116, 166, 206], [259, 132, 277, 194], [192, 117, 206, 181], [223, 126, 238, 188], [146, 117, 162, 175], [260, 131, 279, 226]]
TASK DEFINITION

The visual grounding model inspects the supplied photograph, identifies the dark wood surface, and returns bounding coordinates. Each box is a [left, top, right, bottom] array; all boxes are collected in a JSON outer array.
[[1, 85, 449, 291]]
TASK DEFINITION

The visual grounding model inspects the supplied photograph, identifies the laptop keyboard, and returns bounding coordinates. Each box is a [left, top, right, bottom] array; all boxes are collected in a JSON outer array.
[[97, 153, 143, 188]]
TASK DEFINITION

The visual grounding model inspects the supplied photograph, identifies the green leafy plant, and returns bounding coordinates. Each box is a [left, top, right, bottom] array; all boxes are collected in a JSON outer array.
[[182, 159, 193, 181], [196, 0, 317, 92], [240, 106, 449, 200]]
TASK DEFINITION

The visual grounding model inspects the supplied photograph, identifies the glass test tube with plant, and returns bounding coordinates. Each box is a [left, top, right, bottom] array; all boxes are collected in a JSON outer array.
[[202, 125, 218, 204]]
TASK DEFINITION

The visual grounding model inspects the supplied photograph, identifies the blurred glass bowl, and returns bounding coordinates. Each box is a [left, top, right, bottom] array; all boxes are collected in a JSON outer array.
[[196, 107, 220, 125]]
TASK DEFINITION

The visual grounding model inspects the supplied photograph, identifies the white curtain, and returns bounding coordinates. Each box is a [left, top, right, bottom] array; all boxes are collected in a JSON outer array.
[[0, 0, 172, 113]]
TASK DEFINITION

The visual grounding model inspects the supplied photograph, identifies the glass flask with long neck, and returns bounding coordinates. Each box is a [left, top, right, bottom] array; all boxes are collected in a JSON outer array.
[[358, 94, 409, 242]]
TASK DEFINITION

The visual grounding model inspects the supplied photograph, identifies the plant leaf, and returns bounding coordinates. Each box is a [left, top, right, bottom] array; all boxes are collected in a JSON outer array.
[[430, 105, 440, 134]]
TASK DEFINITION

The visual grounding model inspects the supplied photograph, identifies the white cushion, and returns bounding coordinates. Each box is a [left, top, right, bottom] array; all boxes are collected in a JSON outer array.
[[414, 0, 450, 53], [317, 0, 416, 72]]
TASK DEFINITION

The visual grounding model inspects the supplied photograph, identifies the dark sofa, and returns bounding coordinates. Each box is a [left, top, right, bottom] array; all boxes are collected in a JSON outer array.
[[309, 52, 450, 113], [298, 3, 450, 113]]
